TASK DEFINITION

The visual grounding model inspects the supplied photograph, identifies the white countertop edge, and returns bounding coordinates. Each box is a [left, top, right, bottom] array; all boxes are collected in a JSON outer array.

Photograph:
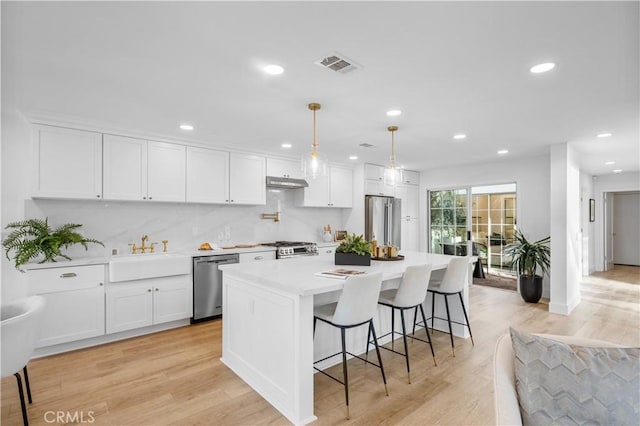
[[19, 246, 278, 271]]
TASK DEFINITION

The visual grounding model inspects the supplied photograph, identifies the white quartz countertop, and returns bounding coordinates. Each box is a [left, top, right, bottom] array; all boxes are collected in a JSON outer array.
[[219, 251, 473, 297], [20, 245, 278, 271]]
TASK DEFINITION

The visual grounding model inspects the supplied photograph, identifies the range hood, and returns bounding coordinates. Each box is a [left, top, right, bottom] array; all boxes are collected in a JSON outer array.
[[265, 176, 309, 189]]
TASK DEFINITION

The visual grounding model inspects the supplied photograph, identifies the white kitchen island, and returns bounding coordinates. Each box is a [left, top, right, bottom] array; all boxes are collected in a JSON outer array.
[[219, 251, 474, 425]]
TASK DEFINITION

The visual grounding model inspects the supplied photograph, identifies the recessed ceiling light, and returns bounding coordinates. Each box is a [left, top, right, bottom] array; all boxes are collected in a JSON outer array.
[[386, 110, 402, 117], [281, 143, 292, 148], [597, 132, 612, 138], [453, 134, 467, 140], [349, 155, 358, 160], [530, 62, 556, 73], [179, 124, 194, 131], [497, 150, 509, 155], [613, 169, 623, 174], [263, 64, 284, 75], [605, 161, 615, 165]]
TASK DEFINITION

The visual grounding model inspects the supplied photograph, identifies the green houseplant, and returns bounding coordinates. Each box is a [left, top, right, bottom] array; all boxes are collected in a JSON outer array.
[[335, 233, 371, 266], [503, 230, 550, 303], [3, 218, 104, 268]]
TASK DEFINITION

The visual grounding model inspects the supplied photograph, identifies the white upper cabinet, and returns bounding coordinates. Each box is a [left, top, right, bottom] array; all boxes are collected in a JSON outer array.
[[328, 166, 353, 208], [302, 165, 353, 208], [186, 146, 229, 203], [395, 184, 420, 218], [147, 142, 186, 202], [229, 153, 266, 205], [364, 163, 395, 196], [266, 157, 303, 179], [103, 135, 186, 202], [365, 163, 385, 181], [34, 125, 103, 199], [399, 169, 420, 185]]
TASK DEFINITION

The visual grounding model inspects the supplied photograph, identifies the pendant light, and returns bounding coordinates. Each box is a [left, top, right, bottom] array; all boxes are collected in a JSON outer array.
[[301, 102, 328, 179], [384, 125, 399, 185]]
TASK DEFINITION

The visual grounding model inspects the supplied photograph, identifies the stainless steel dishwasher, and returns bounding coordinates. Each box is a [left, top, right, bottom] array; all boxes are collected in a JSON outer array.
[[192, 254, 239, 322]]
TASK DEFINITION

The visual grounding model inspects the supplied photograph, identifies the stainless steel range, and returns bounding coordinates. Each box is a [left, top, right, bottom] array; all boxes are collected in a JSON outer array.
[[262, 241, 318, 259]]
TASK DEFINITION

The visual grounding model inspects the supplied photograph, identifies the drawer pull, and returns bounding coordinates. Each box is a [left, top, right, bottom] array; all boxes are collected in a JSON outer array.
[[60, 273, 77, 278], [254, 256, 263, 260]]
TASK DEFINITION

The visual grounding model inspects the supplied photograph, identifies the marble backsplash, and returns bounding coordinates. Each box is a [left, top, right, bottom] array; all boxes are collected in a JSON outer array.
[[24, 190, 350, 258]]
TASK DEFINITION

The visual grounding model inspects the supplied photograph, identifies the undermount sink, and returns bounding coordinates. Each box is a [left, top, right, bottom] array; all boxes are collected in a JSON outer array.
[[109, 253, 191, 282]]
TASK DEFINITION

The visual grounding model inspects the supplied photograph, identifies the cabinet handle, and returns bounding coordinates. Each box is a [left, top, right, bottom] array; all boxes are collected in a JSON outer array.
[[96, 195, 101, 198], [230, 200, 234, 202], [149, 197, 153, 200], [254, 256, 263, 260], [143, 197, 147, 200], [99, 282, 104, 286], [326, 250, 332, 254], [147, 288, 152, 292], [155, 288, 159, 291], [60, 272, 77, 278]]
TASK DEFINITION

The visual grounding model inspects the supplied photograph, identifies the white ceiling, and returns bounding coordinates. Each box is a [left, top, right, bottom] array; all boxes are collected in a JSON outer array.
[[3, 1, 638, 176]]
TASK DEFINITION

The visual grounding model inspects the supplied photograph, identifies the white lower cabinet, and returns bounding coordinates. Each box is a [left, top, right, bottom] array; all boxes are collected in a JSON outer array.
[[106, 275, 192, 334], [28, 265, 106, 348], [316, 245, 337, 257]]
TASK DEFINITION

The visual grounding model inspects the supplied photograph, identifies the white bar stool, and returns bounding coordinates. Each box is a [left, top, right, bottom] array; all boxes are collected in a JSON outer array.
[[374, 264, 436, 384], [313, 272, 388, 419], [418, 256, 474, 357]]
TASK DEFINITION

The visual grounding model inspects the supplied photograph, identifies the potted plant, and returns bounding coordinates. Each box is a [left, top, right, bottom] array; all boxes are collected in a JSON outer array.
[[335, 233, 371, 266], [2, 218, 104, 268], [503, 230, 550, 303]]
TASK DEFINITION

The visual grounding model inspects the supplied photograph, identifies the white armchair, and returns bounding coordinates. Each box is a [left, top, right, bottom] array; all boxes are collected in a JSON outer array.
[[492, 332, 623, 426], [1, 296, 45, 426]]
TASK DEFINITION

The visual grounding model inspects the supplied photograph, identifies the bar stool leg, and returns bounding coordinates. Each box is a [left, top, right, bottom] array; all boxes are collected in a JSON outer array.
[[23, 366, 32, 404], [365, 321, 372, 363], [399, 309, 411, 384], [431, 291, 436, 332], [369, 320, 389, 396], [443, 294, 455, 357], [14, 372, 28, 426], [391, 307, 395, 351], [411, 306, 418, 337], [458, 292, 474, 346], [419, 304, 437, 366], [340, 327, 350, 419]]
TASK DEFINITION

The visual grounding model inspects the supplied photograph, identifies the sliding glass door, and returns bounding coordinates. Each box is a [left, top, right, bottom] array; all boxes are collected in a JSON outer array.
[[429, 188, 469, 256], [428, 183, 517, 275]]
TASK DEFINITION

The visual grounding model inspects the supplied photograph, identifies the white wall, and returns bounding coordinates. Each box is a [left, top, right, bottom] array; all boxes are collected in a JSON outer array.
[[549, 143, 581, 315], [0, 115, 350, 303], [420, 154, 551, 294], [580, 171, 595, 274], [593, 172, 640, 271]]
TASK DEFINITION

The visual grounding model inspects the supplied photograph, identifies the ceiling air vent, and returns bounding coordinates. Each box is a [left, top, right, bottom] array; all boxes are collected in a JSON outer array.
[[359, 143, 375, 148], [315, 52, 360, 74]]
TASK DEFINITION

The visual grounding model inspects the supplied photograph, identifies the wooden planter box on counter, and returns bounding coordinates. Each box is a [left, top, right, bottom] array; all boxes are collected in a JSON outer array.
[[334, 252, 371, 266]]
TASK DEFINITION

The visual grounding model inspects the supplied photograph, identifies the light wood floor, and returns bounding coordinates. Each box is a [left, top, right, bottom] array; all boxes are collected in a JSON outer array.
[[3, 266, 639, 425]]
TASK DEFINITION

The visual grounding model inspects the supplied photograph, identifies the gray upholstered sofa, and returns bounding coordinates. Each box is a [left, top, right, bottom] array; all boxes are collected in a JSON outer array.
[[492, 332, 624, 425]]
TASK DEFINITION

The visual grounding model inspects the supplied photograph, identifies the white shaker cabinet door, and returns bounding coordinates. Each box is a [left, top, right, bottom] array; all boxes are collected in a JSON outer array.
[[266, 157, 303, 179], [35, 286, 105, 347], [103, 134, 148, 200], [329, 166, 353, 208], [229, 153, 266, 205], [401, 217, 419, 251], [364, 163, 385, 181], [152, 278, 192, 324], [302, 174, 330, 207], [147, 141, 186, 202], [34, 125, 103, 199], [106, 284, 153, 333], [186, 146, 229, 203]]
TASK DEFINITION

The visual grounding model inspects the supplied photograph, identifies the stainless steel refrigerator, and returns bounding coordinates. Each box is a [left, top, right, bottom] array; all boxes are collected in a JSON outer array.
[[365, 195, 402, 248]]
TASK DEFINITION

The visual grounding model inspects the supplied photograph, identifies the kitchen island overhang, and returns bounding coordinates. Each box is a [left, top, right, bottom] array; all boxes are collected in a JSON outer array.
[[219, 251, 476, 425]]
